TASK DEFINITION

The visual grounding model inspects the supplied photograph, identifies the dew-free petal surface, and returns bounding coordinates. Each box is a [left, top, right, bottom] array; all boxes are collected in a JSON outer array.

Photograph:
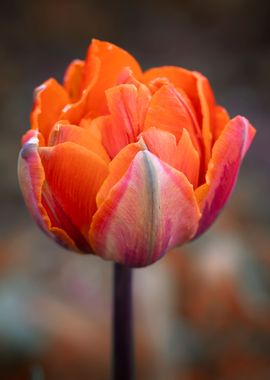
[[175, 128, 200, 187], [63, 59, 85, 103], [194, 72, 216, 167], [48, 122, 110, 163], [195, 116, 256, 237], [83, 39, 142, 116], [214, 105, 230, 142], [18, 132, 79, 250], [96, 141, 145, 208], [143, 66, 201, 118], [40, 142, 109, 239], [31, 79, 69, 143], [144, 84, 201, 153], [141, 127, 199, 187], [90, 151, 200, 267], [102, 83, 150, 158]]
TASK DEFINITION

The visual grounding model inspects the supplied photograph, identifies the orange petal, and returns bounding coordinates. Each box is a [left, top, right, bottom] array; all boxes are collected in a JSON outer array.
[[141, 127, 177, 166], [83, 39, 143, 116], [213, 105, 230, 142], [143, 66, 201, 122], [60, 57, 100, 125], [96, 141, 146, 207], [18, 131, 87, 251], [193, 72, 216, 167], [175, 129, 200, 187], [48, 122, 110, 163], [102, 83, 151, 158], [144, 84, 201, 154], [63, 59, 85, 103], [90, 151, 200, 267], [195, 116, 256, 237], [141, 127, 199, 187], [40, 142, 109, 239], [31, 78, 69, 143]]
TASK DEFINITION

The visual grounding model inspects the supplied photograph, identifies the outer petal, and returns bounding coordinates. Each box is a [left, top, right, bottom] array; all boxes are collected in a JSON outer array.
[[101, 83, 151, 158], [63, 59, 85, 103], [39, 142, 109, 239], [144, 84, 201, 155], [90, 151, 200, 267], [31, 79, 69, 143], [83, 39, 142, 116], [195, 116, 256, 237], [18, 131, 86, 251]]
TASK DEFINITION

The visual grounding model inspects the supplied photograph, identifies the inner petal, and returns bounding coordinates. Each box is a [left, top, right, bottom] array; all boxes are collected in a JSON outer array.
[[101, 82, 151, 158], [48, 122, 110, 163], [63, 59, 85, 103], [144, 84, 202, 157], [82, 39, 143, 117], [31, 78, 69, 143], [141, 127, 200, 188]]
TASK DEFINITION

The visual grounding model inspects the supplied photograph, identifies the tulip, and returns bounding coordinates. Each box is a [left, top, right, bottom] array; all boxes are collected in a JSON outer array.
[[18, 39, 256, 268]]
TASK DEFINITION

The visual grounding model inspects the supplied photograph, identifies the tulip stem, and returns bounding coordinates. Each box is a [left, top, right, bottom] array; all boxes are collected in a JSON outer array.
[[112, 263, 134, 380]]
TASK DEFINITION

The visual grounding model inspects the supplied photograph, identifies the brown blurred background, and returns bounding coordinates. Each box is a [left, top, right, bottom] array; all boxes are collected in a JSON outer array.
[[0, 0, 270, 379]]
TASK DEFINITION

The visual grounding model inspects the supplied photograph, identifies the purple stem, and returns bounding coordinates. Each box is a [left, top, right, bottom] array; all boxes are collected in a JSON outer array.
[[112, 263, 134, 380]]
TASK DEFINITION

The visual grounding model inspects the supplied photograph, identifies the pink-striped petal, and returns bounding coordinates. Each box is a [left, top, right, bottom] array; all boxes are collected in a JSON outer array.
[[18, 131, 89, 251], [90, 151, 200, 267], [195, 116, 256, 237]]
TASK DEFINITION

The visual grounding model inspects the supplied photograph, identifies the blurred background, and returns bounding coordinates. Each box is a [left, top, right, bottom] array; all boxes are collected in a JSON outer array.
[[0, 0, 270, 379]]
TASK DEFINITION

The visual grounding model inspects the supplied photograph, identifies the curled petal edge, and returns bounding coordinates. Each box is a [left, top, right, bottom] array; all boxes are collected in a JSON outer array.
[[195, 116, 256, 237], [18, 131, 81, 252]]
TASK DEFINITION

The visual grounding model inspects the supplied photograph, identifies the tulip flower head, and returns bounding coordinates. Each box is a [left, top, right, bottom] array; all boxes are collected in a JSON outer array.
[[18, 39, 255, 267]]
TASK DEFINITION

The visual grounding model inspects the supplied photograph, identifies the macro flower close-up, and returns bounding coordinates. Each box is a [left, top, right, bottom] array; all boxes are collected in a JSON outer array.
[[18, 39, 255, 268]]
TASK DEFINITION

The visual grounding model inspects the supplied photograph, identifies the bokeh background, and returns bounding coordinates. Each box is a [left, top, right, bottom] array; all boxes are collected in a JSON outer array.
[[1, 0, 270, 379]]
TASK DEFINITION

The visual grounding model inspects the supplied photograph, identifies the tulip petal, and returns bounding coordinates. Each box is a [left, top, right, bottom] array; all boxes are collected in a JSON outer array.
[[96, 141, 146, 207], [213, 105, 230, 141], [90, 151, 200, 267], [40, 142, 109, 239], [144, 84, 201, 154], [195, 116, 256, 237], [176, 129, 200, 187], [83, 39, 142, 116], [48, 122, 110, 163], [141, 127, 200, 187], [60, 57, 100, 124], [143, 66, 201, 121], [63, 59, 85, 102], [18, 132, 88, 251], [193, 72, 216, 167], [31, 79, 69, 143], [102, 83, 151, 158]]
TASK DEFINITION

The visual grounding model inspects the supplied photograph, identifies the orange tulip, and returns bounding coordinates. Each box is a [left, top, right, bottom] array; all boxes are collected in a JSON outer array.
[[18, 39, 255, 267]]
